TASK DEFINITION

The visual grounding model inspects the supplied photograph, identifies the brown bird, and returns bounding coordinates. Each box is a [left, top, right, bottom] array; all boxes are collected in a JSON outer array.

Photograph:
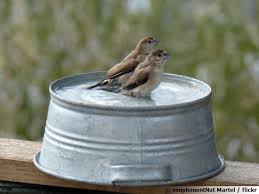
[[120, 49, 170, 97], [87, 37, 159, 89]]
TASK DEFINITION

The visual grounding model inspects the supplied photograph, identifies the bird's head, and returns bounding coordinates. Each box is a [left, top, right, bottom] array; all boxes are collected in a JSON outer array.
[[147, 48, 170, 65], [136, 37, 159, 53]]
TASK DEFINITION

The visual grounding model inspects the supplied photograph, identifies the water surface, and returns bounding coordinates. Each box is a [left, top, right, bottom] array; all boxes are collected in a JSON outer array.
[[54, 74, 210, 108]]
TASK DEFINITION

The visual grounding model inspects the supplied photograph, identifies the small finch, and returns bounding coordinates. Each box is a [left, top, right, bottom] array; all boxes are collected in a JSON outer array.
[[87, 37, 159, 89], [120, 49, 170, 97]]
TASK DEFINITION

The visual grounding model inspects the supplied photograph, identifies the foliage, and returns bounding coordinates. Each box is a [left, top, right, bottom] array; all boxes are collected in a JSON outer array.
[[0, 0, 259, 162]]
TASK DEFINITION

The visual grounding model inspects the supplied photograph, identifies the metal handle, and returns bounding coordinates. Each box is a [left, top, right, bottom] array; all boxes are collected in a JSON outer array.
[[110, 164, 171, 186]]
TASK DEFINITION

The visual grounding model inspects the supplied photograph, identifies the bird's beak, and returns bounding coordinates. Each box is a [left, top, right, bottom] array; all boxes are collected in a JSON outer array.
[[153, 39, 159, 46], [164, 52, 171, 59]]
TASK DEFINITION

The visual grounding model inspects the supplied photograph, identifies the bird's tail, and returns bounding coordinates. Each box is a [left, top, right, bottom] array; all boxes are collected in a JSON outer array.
[[113, 87, 124, 93], [87, 79, 109, 89], [87, 82, 101, 89]]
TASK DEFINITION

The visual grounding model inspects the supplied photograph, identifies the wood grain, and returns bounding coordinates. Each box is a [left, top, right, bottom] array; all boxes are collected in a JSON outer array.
[[0, 138, 259, 194]]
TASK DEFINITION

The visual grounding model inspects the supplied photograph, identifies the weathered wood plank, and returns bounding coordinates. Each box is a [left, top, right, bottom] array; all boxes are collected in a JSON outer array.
[[0, 138, 259, 194]]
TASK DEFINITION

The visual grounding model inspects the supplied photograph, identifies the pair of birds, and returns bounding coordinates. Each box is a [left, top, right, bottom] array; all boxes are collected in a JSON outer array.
[[88, 37, 170, 97]]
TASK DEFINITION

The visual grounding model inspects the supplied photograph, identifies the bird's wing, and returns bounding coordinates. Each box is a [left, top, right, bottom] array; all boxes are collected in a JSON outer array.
[[123, 67, 150, 90], [106, 58, 139, 79], [121, 50, 138, 62]]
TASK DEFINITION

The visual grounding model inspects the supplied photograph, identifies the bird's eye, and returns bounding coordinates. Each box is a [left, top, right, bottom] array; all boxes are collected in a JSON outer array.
[[148, 40, 152, 43], [158, 54, 161, 57]]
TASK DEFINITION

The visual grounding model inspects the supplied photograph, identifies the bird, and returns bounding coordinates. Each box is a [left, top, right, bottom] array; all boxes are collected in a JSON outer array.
[[119, 49, 170, 97], [87, 37, 159, 89]]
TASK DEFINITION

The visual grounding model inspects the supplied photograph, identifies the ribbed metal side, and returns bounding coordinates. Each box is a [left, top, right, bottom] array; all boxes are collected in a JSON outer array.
[[44, 122, 215, 153], [34, 72, 225, 186]]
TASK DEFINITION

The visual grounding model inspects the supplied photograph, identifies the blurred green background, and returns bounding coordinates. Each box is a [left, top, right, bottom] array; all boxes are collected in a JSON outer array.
[[0, 0, 259, 162]]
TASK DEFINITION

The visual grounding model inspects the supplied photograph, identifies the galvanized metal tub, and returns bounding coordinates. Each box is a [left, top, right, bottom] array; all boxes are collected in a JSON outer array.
[[34, 72, 224, 186]]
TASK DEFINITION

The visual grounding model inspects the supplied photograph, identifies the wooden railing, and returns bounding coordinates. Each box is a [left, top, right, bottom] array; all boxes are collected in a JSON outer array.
[[0, 138, 259, 194]]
